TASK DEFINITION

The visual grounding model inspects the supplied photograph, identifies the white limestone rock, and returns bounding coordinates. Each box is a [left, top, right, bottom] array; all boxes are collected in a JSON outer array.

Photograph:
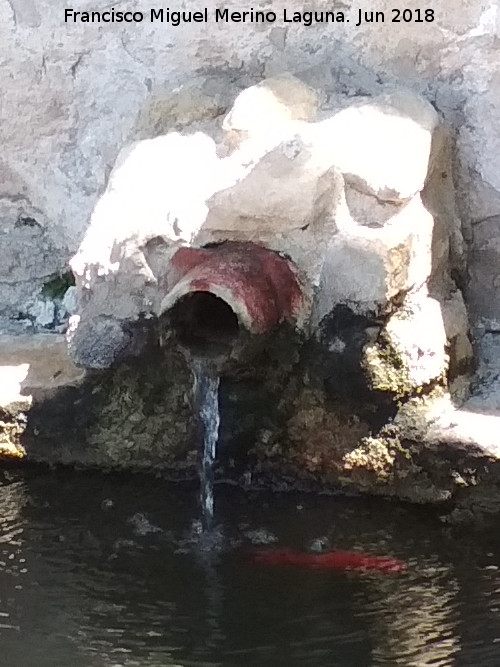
[[222, 74, 320, 149], [205, 135, 344, 233], [69, 131, 226, 342], [72, 132, 221, 273], [385, 294, 449, 388], [313, 195, 435, 322], [309, 90, 439, 202], [362, 290, 449, 395]]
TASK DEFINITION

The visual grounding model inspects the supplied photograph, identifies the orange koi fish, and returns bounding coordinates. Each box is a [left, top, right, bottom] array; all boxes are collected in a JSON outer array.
[[250, 549, 407, 573]]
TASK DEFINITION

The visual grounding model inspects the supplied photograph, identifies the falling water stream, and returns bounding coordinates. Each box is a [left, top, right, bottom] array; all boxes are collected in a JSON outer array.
[[193, 360, 221, 532]]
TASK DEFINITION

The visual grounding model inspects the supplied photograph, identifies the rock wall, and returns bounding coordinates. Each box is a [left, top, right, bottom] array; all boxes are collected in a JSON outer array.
[[1, 0, 500, 340]]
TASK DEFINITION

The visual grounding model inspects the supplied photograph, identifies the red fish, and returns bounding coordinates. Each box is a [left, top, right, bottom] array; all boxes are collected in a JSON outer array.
[[250, 549, 407, 573]]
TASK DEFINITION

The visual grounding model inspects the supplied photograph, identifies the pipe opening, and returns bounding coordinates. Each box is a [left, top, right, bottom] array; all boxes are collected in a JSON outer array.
[[168, 291, 240, 356]]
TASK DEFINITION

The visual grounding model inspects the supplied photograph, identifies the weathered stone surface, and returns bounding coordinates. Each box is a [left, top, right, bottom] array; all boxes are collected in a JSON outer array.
[[467, 216, 500, 330], [135, 75, 234, 140], [222, 74, 319, 151], [364, 293, 448, 394], [0, 199, 61, 321], [310, 90, 439, 202], [425, 393, 500, 458], [0, 333, 85, 459], [441, 290, 474, 378], [0, 0, 499, 513], [61, 286, 77, 317], [66, 78, 472, 441], [66, 315, 134, 370], [0, 335, 196, 470], [2, 76, 465, 510], [26, 298, 55, 328], [0, 306, 491, 515], [72, 132, 221, 270], [313, 195, 436, 321], [68, 132, 225, 360], [204, 135, 343, 233], [0, 334, 85, 409], [224, 75, 319, 134]]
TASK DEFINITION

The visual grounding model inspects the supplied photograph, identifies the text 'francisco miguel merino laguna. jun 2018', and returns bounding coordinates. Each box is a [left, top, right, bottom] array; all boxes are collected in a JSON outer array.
[[63, 7, 436, 27]]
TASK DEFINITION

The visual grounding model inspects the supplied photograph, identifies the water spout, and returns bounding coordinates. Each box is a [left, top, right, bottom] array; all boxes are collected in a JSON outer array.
[[194, 360, 220, 532], [160, 242, 302, 359], [162, 243, 302, 530], [169, 292, 240, 357]]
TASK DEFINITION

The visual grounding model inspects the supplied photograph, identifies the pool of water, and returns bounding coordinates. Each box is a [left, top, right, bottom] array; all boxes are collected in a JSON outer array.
[[0, 467, 499, 666]]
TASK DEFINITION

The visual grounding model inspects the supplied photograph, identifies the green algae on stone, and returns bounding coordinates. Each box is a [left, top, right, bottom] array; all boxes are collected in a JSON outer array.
[[0, 408, 26, 460], [363, 333, 447, 398], [363, 337, 413, 397], [85, 347, 197, 471], [41, 271, 75, 300]]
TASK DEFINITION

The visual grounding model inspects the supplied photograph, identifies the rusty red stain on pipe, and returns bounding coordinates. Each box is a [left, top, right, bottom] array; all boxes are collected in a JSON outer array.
[[165, 242, 303, 334]]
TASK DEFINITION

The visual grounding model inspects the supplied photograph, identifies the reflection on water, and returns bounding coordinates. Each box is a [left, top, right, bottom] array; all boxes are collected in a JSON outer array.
[[0, 467, 499, 666]]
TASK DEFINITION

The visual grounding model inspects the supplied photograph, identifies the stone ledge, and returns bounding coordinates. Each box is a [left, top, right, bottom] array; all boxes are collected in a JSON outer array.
[[0, 333, 84, 460], [423, 382, 500, 459], [0, 333, 85, 410]]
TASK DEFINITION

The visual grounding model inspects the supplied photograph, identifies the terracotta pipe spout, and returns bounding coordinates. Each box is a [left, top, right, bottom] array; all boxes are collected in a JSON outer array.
[[160, 242, 303, 356]]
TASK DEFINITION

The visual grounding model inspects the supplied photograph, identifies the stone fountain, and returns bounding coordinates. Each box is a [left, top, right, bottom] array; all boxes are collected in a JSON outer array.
[[3, 75, 498, 520]]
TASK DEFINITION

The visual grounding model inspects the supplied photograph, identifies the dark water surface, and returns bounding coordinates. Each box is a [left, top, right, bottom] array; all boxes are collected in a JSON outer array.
[[0, 468, 500, 666]]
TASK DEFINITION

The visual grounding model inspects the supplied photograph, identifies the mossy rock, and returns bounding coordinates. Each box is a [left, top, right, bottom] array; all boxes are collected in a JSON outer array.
[[41, 271, 75, 300]]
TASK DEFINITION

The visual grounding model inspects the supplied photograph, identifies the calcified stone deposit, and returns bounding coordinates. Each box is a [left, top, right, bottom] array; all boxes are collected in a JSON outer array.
[[69, 78, 471, 387]]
